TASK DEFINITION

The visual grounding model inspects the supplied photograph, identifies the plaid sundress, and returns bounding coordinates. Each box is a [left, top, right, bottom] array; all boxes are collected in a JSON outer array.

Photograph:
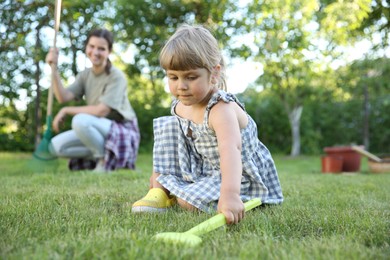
[[155, 90, 283, 212]]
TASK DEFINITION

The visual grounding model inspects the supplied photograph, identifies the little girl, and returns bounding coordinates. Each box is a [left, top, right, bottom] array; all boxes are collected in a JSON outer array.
[[132, 24, 283, 224]]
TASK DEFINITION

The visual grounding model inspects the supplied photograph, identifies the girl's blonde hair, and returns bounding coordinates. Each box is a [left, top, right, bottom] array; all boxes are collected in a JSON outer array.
[[159, 24, 227, 91]]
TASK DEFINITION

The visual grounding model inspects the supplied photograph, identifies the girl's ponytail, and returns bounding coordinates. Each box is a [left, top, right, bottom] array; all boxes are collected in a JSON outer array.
[[105, 59, 112, 74]]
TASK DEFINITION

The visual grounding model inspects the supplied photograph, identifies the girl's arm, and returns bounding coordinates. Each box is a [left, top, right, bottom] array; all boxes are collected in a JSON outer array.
[[209, 101, 245, 224]]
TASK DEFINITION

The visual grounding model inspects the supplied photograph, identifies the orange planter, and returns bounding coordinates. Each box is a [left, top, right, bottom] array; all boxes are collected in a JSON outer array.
[[322, 156, 343, 173], [324, 146, 362, 172]]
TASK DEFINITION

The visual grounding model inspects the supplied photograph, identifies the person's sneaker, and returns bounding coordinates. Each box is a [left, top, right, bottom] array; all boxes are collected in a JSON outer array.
[[92, 160, 110, 173], [132, 188, 176, 213]]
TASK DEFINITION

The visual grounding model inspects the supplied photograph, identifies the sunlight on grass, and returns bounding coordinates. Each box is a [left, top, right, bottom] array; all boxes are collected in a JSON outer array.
[[0, 152, 389, 259]]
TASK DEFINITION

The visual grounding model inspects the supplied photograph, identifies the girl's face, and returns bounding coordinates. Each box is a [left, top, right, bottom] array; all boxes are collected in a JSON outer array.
[[85, 36, 110, 69], [166, 68, 216, 107]]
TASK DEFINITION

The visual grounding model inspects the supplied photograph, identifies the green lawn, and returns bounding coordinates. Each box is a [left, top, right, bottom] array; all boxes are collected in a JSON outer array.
[[1, 152, 389, 259]]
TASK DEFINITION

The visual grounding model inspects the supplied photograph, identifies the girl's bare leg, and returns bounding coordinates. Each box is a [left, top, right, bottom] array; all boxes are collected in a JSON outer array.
[[149, 171, 169, 194], [177, 198, 199, 211]]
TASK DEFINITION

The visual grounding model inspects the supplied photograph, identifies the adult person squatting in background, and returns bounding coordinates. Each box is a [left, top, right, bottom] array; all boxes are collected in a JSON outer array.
[[45, 28, 140, 173]]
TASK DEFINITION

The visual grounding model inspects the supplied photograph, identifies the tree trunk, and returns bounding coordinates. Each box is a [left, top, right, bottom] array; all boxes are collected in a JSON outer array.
[[363, 83, 370, 150], [287, 105, 303, 156]]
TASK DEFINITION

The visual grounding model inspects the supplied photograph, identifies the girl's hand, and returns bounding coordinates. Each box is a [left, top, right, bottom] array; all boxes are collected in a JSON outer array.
[[52, 108, 67, 132], [218, 193, 245, 224]]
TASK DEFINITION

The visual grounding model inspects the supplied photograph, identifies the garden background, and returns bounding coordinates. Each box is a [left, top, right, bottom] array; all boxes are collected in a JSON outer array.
[[1, 1, 389, 259], [1, 0, 389, 156]]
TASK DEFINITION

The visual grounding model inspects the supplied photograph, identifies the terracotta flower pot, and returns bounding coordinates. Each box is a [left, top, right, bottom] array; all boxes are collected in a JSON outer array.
[[323, 146, 362, 172], [322, 156, 343, 173]]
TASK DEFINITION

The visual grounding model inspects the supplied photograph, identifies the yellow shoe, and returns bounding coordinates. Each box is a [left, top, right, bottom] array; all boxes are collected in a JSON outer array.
[[132, 188, 176, 213]]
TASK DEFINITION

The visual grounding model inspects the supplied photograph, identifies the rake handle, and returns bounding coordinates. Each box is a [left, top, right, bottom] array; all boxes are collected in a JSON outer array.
[[47, 0, 62, 117], [186, 198, 261, 236]]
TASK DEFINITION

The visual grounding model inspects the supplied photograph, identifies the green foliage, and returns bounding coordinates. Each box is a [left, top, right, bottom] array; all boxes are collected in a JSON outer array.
[[1, 152, 389, 259], [240, 85, 389, 155], [243, 0, 330, 155], [345, 58, 390, 98], [0, 103, 34, 151], [238, 89, 291, 154], [302, 95, 390, 154], [0, 0, 389, 158], [359, 0, 390, 50], [240, 0, 376, 155], [125, 73, 171, 150], [368, 95, 390, 153], [319, 0, 372, 45], [0, 0, 50, 104], [110, 0, 239, 80]]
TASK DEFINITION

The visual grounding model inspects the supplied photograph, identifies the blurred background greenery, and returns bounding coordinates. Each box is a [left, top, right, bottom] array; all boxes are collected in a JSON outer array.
[[0, 0, 389, 155]]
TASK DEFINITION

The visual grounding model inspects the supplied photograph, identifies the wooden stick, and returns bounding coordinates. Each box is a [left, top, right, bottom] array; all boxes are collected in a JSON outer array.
[[47, 0, 62, 117], [351, 146, 382, 163]]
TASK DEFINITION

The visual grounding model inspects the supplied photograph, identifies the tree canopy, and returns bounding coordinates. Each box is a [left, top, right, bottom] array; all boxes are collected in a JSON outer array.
[[0, 0, 389, 154]]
